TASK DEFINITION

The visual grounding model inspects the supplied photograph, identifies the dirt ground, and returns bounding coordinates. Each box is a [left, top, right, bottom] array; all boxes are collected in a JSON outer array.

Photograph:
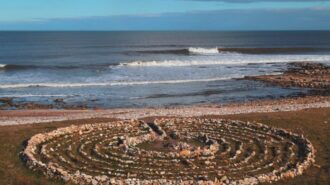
[[0, 108, 329, 185]]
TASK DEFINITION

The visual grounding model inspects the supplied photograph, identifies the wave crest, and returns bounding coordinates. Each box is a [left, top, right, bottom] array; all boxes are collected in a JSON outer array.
[[119, 60, 244, 67], [188, 47, 219, 55], [118, 55, 330, 68], [0, 77, 237, 89], [135, 47, 329, 56]]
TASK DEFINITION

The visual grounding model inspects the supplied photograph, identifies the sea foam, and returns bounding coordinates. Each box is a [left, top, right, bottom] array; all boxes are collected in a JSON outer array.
[[188, 47, 219, 55], [118, 54, 330, 67], [0, 77, 238, 89]]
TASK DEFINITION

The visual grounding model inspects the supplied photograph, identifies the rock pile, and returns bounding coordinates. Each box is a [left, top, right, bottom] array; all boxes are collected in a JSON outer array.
[[288, 62, 330, 75], [22, 118, 315, 185], [245, 62, 330, 89]]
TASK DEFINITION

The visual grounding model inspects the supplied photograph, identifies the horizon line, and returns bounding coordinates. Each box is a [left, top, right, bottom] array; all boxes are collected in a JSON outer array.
[[1, 29, 330, 32]]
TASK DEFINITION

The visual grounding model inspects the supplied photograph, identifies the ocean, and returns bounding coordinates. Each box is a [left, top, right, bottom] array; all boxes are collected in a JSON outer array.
[[1, 31, 330, 108]]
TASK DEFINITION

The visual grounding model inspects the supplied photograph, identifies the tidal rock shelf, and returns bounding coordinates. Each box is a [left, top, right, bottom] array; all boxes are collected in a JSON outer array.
[[22, 118, 315, 185], [245, 62, 330, 90]]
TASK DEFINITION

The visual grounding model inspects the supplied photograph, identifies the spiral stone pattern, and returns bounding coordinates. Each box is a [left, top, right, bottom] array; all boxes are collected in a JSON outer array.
[[22, 118, 315, 185]]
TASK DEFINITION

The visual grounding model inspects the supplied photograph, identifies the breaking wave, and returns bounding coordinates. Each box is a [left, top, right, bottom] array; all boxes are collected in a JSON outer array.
[[0, 77, 239, 89], [136, 47, 220, 55], [188, 47, 219, 55], [117, 55, 330, 67], [217, 47, 328, 54], [135, 47, 329, 55]]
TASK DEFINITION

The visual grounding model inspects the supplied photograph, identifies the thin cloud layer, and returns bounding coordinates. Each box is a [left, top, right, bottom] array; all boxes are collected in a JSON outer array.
[[1, 7, 329, 30]]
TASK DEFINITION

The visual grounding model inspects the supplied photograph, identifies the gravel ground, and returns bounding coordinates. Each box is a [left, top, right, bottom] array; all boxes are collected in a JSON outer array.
[[0, 96, 329, 126]]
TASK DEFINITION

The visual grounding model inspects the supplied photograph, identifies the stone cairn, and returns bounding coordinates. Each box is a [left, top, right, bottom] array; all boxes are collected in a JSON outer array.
[[21, 118, 315, 185]]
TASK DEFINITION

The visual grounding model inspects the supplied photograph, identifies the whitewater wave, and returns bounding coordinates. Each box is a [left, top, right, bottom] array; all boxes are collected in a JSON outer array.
[[118, 55, 330, 67], [136, 47, 221, 55], [188, 47, 219, 55], [0, 77, 239, 89], [217, 47, 328, 54], [0, 64, 6, 68], [118, 60, 235, 67], [135, 47, 329, 56]]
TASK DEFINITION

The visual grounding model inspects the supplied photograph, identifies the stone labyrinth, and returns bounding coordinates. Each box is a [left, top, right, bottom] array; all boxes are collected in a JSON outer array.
[[22, 118, 315, 185]]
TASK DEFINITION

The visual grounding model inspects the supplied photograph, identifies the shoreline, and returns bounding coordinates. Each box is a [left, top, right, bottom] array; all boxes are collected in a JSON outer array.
[[0, 62, 329, 111], [1, 62, 329, 126], [244, 62, 330, 89], [1, 95, 329, 126]]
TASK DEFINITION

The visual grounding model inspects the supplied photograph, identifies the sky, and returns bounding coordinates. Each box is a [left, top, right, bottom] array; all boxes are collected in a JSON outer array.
[[0, 0, 330, 30]]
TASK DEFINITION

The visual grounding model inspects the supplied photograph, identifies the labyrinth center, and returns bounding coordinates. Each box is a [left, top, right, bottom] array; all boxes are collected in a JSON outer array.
[[22, 118, 315, 185]]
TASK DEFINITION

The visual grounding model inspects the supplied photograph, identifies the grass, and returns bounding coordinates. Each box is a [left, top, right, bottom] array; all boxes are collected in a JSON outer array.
[[0, 108, 329, 185]]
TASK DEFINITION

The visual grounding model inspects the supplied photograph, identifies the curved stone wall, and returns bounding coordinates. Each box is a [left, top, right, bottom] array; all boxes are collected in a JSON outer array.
[[22, 118, 315, 185]]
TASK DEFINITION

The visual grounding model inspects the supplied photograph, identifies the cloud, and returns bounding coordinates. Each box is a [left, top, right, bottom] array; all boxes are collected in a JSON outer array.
[[1, 7, 330, 30]]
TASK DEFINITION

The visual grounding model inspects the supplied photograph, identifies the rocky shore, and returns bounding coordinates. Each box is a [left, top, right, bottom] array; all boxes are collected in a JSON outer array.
[[0, 97, 88, 110], [0, 96, 329, 126], [245, 62, 330, 90]]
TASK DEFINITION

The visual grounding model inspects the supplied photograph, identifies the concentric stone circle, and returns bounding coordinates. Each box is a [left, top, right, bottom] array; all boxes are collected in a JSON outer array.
[[22, 118, 315, 185]]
